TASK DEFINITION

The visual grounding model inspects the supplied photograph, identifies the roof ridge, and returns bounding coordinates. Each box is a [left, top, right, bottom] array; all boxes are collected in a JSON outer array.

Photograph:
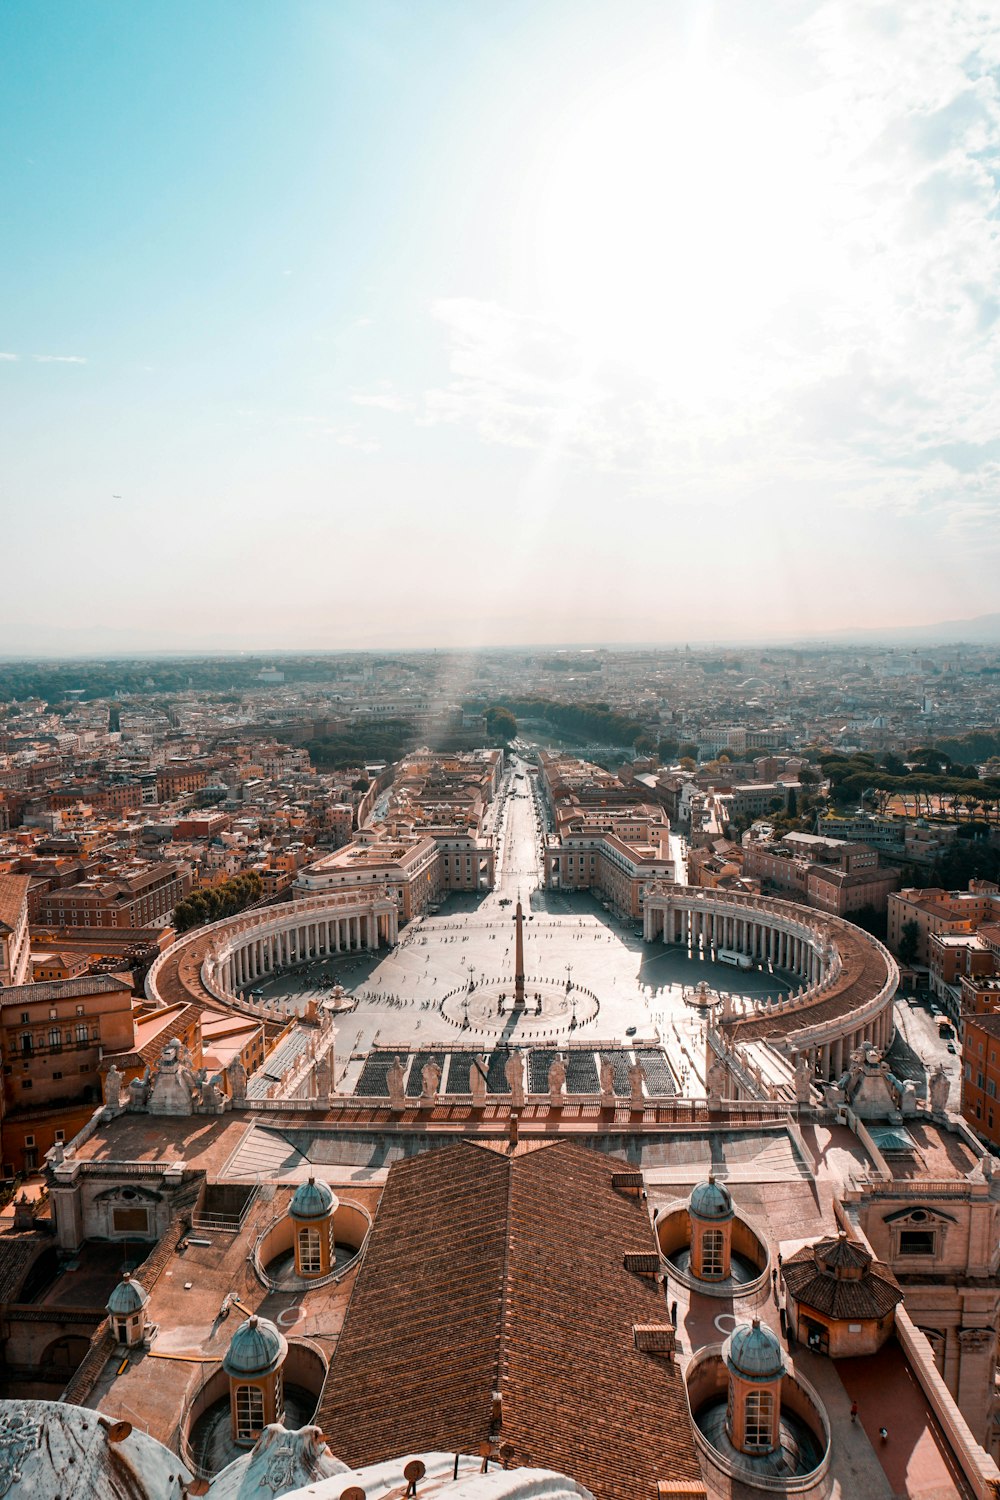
[[496, 1143, 514, 1414]]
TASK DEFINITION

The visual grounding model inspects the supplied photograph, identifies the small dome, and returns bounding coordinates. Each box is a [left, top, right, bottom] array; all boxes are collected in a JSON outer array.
[[223, 1315, 288, 1377], [290, 1175, 338, 1220], [106, 1272, 148, 1316], [689, 1173, 734, 1221], [724, 1319, 785, 1380]]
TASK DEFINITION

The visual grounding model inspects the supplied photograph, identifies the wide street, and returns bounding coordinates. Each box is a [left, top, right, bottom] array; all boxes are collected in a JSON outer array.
[[248, 755, 791, 1096]]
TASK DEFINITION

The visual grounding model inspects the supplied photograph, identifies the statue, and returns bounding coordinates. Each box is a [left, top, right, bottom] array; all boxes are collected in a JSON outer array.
[[420, 1059, 441, 1105], [128, 1066, 151, 1109], [793, 1053, 812, 1105], [929, 1062, 950, 1115], [629, 1058, 645, 1110], [201, 1072, 225, 1112], [147, 1042, 201, 1117], [505, 1050, 525, 1109], [470, 1054, 489, 1106], [548, 1055, 567, 1107], [599, 1056, 615, 1108], [227, 1056, 247, 1105], [314, 1049, 334, 1103], [104, 1064, 125, 1115], [707, 1057, 727, 1108], [387, 1055, 406, 1111]]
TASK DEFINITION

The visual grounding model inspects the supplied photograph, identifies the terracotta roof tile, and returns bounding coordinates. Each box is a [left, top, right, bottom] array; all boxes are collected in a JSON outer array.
[[318, 1140, 701, 1500], [0, 874, 29, 932]]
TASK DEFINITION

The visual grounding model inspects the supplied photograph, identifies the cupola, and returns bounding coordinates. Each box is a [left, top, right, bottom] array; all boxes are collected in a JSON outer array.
[[223, 1314, 288, 1446], [106, 1272, 149, 1348]]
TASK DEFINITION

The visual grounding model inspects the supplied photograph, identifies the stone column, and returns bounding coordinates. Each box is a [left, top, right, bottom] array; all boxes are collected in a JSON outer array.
[[367, 912, 376, 950]]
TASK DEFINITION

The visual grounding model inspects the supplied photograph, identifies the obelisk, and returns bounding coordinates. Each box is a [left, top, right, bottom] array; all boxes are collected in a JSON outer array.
[[514, 899, 526, 1006]]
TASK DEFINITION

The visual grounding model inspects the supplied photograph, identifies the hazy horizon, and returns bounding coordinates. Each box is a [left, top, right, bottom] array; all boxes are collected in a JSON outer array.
[[2, 607, 1000, 662], [3, 1, 1000, 652]]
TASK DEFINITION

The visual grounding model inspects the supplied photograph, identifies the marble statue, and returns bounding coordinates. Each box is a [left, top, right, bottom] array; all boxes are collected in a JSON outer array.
[[387, 1055, 406, 1111], [227, 1055, 247, 1106], [707, 1057, 727, 1107], [793, 1053, 812, 1105], [628, 1058, 646, 1110], [128, 1066, 151, 1109], [929, 1062, 950, 1115], [420, 1059, 441, 1105], [548, 1055, 567, 1107], [470, 1054, 489, 1106], [599, 1056, 615, 1108], [104, 1064, 125, 1115], [505, 1050, 525, 1109]]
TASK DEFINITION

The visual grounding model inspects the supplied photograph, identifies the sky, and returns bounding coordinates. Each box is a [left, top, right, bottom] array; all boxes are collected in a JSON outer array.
[[2, 0, 1000, 654]]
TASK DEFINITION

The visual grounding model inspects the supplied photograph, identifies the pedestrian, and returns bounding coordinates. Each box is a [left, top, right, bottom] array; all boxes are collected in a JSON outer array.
[[879, 1426, 888, 1443]]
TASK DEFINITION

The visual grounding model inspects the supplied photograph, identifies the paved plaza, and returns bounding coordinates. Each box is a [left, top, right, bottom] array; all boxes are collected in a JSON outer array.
[[241, 759, 793, 1098]]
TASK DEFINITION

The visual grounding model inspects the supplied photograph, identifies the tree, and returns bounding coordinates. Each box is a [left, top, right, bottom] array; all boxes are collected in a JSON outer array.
[[898, 919, 921, 966], [658, 736, 679, 761], [679, 743, 699, 761], [351, 776, 371, 793], [633, 733, 657, 757], [484, 706, 518, 743], [679, 756, 696, 772], [786, 787, 798, 817]]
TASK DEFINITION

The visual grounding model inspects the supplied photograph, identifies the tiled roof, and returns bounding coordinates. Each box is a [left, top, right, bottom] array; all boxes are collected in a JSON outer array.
[[0, 1231, 48, 1302], [317, 1140, 702, 1500], [0, 873, 29, 932], [0, 974, 132, 1008], [783, 1240, 902, 1322]]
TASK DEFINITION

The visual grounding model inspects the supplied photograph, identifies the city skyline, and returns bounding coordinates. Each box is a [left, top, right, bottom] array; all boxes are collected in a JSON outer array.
[[3, 0, 1000, 652]]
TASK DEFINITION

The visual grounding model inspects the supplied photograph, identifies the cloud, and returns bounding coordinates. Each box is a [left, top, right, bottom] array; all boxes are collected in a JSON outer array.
[[351, 387, 414, 413], [33, 354, 87, 364], [0, 352, 18, 361], [417, 1, 1000, 547]]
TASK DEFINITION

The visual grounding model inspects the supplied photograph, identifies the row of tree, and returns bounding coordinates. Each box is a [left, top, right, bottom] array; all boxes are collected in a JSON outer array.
[[819, 751, 1000, 821], [303, 719, 419, 770], [472, 697, 648, 748], [173, 872, 263, 933]]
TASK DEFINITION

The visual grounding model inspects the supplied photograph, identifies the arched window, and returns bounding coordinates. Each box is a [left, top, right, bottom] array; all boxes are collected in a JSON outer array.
[[744, 1389, 774, 1450], [235, 1383, 265, 1443], [298, 1225, 322, 1274], [701, 1227, 724, 1278]]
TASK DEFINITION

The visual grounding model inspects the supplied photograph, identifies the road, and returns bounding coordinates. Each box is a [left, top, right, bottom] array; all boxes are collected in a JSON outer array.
[[888, 998, 961, 1108]]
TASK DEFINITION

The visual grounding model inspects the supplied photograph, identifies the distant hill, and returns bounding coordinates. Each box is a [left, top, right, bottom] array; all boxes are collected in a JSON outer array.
[[815, 613, 1000, 647]]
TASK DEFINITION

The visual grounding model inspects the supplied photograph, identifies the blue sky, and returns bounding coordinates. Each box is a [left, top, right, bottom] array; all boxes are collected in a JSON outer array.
[[2, 0, 999, 653]]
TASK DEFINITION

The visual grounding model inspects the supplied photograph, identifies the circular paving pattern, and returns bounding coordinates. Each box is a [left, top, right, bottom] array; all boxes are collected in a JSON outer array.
[[439, 977, 600, 1036]]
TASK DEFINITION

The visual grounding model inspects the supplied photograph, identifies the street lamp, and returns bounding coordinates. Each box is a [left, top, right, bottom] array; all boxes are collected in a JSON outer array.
[[565, 962, 573, 993]]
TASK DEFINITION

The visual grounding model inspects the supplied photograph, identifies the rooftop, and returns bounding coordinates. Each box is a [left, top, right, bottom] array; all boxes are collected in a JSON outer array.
[[317, 1139, 703, 1500]]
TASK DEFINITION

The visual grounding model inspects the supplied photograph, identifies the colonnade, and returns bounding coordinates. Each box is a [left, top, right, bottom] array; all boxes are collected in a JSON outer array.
[[645, 898, 824, 986], [641, 885, 899, 1086], [217, 901, 398, 997], [803, 1006, 895, 1082]]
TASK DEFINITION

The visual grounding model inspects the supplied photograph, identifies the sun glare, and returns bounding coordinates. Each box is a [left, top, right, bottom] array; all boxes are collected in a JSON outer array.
[[524, 55, 833, 395]]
